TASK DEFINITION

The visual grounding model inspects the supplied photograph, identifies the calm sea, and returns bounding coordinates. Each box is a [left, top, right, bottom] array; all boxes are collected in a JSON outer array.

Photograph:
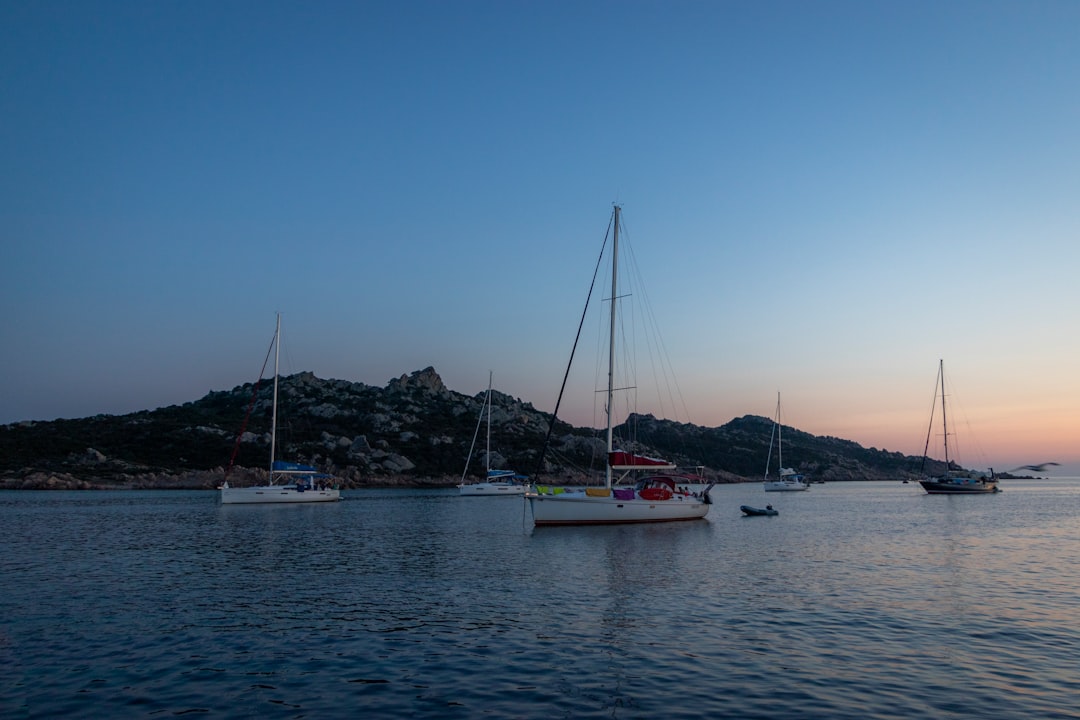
[[2, 480, 1079, 719]]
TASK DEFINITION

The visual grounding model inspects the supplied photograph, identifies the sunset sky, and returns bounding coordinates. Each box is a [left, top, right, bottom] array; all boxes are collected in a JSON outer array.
[[3, 1, 1078, 475]]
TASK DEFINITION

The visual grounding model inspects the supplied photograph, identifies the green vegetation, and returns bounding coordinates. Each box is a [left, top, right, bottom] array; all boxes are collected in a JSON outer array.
[[1, 369, 928, 486]]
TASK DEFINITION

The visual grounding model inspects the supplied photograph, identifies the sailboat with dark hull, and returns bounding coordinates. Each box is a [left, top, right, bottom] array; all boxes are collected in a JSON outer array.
[[917, 360, 999, 495]]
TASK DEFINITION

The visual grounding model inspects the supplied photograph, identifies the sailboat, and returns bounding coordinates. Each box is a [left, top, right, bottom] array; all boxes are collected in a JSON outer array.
[[525, 206, 714, 525], [219, 315, 342, 504], [917, 359, 999, 495], [763, 392, 809, 492], [458, 371, 528, 496]]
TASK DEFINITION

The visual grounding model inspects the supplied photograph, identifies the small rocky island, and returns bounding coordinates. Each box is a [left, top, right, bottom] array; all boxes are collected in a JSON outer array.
[[2, 367, 932, 490]]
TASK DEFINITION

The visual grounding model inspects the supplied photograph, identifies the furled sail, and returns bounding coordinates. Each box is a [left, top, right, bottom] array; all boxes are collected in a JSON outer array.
[[608, 451, 676, 470], [272, 460, 320, 474]]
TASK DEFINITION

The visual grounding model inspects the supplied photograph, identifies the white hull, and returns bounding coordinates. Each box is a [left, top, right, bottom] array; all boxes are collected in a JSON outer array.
[[222, 316, 343, 506], [459, 371, 528, 498], [763, 396, 808, 493], [764, 481, 809, 492], [526, 492, 709, 526], [459, 482, 527, 496], [527, 209, 712, 527], [220, 485, 341, 504]]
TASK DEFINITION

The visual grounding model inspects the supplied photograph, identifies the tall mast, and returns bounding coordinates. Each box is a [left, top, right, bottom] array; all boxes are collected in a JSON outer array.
[[940, 359, 949, 470], [777, 392, 783, 472], [605, 205, 620, 488], [485, 370, 493, 475], [270, 313, 281, 477]]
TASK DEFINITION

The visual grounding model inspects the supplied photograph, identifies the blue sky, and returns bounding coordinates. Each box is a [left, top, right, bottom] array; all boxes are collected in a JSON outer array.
[[3, 1, 1078, 474]]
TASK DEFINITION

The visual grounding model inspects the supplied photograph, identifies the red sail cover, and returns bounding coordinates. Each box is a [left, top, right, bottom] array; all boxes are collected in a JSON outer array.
[[608, 451, 676, 470]]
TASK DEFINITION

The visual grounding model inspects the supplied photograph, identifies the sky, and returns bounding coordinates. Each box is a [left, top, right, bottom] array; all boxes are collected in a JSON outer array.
[[2, 0, 1078, 475]]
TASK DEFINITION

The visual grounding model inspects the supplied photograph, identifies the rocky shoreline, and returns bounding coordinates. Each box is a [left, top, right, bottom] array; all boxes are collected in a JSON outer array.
[[1, 466, 755, 491], [0, 469, 460, 491]]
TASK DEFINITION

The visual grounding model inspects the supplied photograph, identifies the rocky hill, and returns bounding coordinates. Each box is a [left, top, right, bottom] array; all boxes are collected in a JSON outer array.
[[0, 367, 940, 490]]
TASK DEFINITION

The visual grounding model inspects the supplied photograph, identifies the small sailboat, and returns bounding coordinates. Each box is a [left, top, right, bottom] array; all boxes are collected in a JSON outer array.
[[917, 359, 999, 495], [458, 371, 528, 496], [219, 315, 342, 504], [525, 206, 714, 525], [763, 393, 809, 492]]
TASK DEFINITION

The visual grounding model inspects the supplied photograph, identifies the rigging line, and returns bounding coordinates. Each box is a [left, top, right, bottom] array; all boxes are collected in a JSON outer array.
[[765, 396, 779, 479], [610, 295, 634, 438], [225, 328, 278, 480], [611, 218, 636, 429], [618, 239, 654, 421], [459, 385, 487, 485], [618, 233, 666, 420], [618, 226, 706, 463], [545, 447, 594, 478], [918, 362, 942, 474], [942, 364, 988, 468], [616, 250, 680, 456], [625, 236, 687, 424], [608, 238, 642, 440], [636, 280, 673, 424], [591, 258, 608, 432], [533, 211, 614, 478]]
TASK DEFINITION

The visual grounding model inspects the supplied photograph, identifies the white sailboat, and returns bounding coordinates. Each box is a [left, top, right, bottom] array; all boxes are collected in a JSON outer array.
[[525, 206, 714, 525], [219, 315, 342, 504], [763, 392, 809, 492], [917, 359, 999, 495], [458, 371, 528, 496]]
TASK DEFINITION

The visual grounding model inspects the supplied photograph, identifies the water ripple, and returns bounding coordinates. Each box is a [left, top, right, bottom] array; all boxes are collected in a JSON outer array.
[[3, 483, 1080, 718]]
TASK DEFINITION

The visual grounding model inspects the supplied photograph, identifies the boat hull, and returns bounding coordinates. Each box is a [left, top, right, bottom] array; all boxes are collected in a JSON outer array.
[[526, 492, 709, 526], [763, 481, 809, 492], [459, 482, 527, 496], [220, 485, 342, 504], [741, 505, 778, 516], [919, 479, 999, 494]]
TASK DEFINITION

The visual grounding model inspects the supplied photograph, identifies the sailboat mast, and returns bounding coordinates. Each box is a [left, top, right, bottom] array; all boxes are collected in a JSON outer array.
[[270, 313, 280, 476], [777, 392, 783, 472], [485, 371, 493, 475], [939, 359, 949, 470], [605, 206, 620, 488], [764, 405, 776, 480]]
